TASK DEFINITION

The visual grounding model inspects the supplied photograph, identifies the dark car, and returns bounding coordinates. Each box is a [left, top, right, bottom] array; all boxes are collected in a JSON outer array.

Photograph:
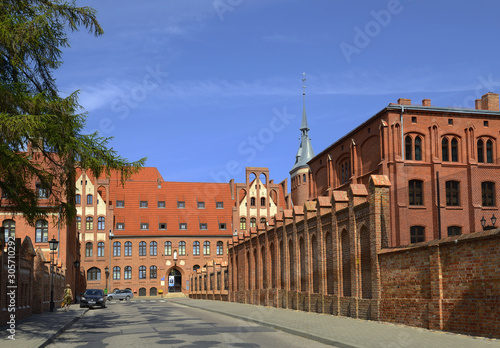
[[107, 289, 133, 301], [80, 289, 107, 309]]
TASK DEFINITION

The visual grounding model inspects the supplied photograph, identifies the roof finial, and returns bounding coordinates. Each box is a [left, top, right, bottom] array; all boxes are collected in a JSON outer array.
[[302, 72, 306, 96]]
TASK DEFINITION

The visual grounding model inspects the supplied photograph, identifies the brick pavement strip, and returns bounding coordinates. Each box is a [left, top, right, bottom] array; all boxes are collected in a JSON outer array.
[[172, 299, 500, 348]]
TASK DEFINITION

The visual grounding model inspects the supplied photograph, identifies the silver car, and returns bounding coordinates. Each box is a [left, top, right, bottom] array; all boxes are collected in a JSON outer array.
[[107, 289, 133, 301]]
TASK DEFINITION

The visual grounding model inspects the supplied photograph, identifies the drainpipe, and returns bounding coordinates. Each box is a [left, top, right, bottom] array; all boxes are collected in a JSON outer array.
[[400, 105, 405, 159]]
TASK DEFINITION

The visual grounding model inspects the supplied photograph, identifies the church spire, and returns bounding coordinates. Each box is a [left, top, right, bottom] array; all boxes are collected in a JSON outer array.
[[300, 73, 309, 132]]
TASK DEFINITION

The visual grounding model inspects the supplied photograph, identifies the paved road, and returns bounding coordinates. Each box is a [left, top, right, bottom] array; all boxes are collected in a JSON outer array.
[[47, 299, 331, 347]]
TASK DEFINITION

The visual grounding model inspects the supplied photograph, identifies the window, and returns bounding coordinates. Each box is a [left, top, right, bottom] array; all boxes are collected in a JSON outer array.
[[411, 116, 417, 123], [140, 201, 148, 208], [36, 183, 49, 199], [200, 223, 207, 230], [179, 241, 186, 255], [124, 266, 132, 279], [487, 140, 493, 163], [260, 217, 266, 224], [216, 241, 223, 255], [410, 226, 425, 243], [250, 217, 256, 228], [76, 194, 81, 204], [139, 288, 146, 296], [98, 216, 105, 230], [193, 241, 200, 255], [116, 223, 124, 230], [408, 180, 423, 206], [216, 201, 223, 209], [150, 241, 157, 256], [240, 217, 246, 230], [86, 217, 93, 230], [477, 139, 484, 163], [219, 223, 226, 230], [150, 287, 157, 296], [484, 120, 489, 127], [116, 200, 124, 208], [3, 220, 15, 241], [35, 219, 48, 243], [158, 201, 165, 208], [482, 182, 495, 207], [451, 138, 458, 162], [113, 241, 121, 257], [303, 173, 307, 182], [197, 201, 205, 209], [447, 226, 462, 236], [414, 136, 422, 161], [203, 241, 210, 255], [76, 216, 81, 231], [87, 194, 93, 205], [478, 138, 494, 163], [140, 223, 149, 230], [250, 197, 256, 206], [124, 241, 132, 257], [442, 138, 449, 162], [139, 266, 146, 279], [260, 197, 266, 206], [179, 223, 187, 230], [150, 266, 157, 279], [446, 181, 460, 206], [85, 242, 93, 257], [164, 241, 172, 256], [405, 135, 423, 161], [448, 118, 453, 125], [97, 242, 104, 257], [158, 223, 166, 230], [87, 267, 101, 281], [113, 266, 120, 280], [405, 136, 412, 160], [177, 201, 185, 208], [139, 241, 147, 256], [339, 160, 350, 184]]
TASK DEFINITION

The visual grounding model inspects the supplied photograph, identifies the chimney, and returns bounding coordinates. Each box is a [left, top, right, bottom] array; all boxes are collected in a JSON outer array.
[[475, 99, 482, 110], [397, 98, 411, 106], [481, 92, 499, 111], [422, 99, 431, 107]]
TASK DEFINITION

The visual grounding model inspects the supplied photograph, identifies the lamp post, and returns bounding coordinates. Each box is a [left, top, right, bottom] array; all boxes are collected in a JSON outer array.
[[48, 236, 59, 312], [108, 230, 114, 294], [481, 214, 497, 230], [105, 266, 110, 294], [73, 260, 80, 303]]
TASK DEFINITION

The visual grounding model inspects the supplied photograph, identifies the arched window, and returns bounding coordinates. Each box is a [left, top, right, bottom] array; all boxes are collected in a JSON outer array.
[[261, 197, 266, 206], [193, 265, 200, 272], [487, 139, 493, 163], [179, 241, 186, 255], [86, 194, 93, 205], [87, 267, 101, 281], [250, 217, 256, 228], [193, 241, 200, 255], [260, 217, 266, 224], [113, 241, 121, 257], [113, 266, 120, 280], [75, 194, 81, 204], [240, 217, 246, 230], [86, 216, 93, 230], [139, 266, 146, 279], [477, 139, 484, 162], [150, 266, 157, 279], [139, 241, 146, 256], [76, 216, 81, 231], [451, 138, 459, 162], [150, 287, 157, 296], [35, 219, 48, 243], [124, 241, 132, 256], [97, 242, 104, 257], [303, 173, 306, 183], [139, 288, 146, 296], [3, 219, 15, 241], [405, 135, 413, 160], [442, 138, 449, 161], [150, 241, 157, 256], [164, 241, 172, 256], [203, 241, 210, 255], [124, 266, 132, 279], [250, 197, 256, 206], [414, 136, 422, 161], [216, 241, 223, 255], [85, 242, 93, 257], [97, 216, 105, 230]]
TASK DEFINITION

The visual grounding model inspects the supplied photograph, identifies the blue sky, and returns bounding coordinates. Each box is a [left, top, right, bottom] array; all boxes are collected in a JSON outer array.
[[56, 0, 500, 185]]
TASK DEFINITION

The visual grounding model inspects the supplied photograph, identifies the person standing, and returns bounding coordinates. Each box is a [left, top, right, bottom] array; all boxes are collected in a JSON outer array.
[[62, 284, 73, 312]]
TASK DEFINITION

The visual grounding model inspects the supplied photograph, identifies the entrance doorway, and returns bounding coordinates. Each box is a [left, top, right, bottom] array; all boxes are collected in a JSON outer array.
[[168, 269, 182, 293]]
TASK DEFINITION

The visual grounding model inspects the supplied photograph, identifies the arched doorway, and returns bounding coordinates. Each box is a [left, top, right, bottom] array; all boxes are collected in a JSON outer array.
[[168, 269, 182, 293]]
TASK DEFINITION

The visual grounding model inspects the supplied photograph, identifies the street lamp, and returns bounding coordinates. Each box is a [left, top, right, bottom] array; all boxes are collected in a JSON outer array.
[[105, 266, 110, 294], [481, 214, 497, 230], [73, 260, 80, 303], [108, 230, 114, 294], [48, 236, 59, 312]]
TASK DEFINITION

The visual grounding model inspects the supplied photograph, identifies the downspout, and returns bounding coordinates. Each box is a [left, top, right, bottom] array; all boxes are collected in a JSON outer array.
[[400, 105, 405, 159]]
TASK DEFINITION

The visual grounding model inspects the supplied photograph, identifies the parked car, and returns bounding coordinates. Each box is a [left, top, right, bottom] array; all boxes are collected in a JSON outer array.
[[107, 289, 133, 301], [80, 289, 107, 309]]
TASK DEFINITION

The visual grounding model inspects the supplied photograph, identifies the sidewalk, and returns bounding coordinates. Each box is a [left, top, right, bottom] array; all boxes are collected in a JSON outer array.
[[0, 306, 87, 348], [172, 299, 500, 348]]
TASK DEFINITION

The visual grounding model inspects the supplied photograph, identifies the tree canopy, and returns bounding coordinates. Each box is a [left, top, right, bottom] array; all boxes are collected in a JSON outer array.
[[0, 0, 146, 225]]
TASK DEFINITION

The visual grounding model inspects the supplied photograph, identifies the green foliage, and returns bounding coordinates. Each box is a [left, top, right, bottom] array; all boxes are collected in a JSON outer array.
[[0, 0, 146, 225]]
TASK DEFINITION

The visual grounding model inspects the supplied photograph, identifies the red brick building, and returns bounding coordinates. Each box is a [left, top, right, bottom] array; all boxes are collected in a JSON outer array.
[[78, 166, 286, 296], [302, 92, 500, 246]]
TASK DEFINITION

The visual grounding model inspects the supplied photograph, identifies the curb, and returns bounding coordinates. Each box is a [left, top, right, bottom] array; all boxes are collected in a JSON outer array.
[[172, 301, 356, 348], [39, 309, 88, 348]]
